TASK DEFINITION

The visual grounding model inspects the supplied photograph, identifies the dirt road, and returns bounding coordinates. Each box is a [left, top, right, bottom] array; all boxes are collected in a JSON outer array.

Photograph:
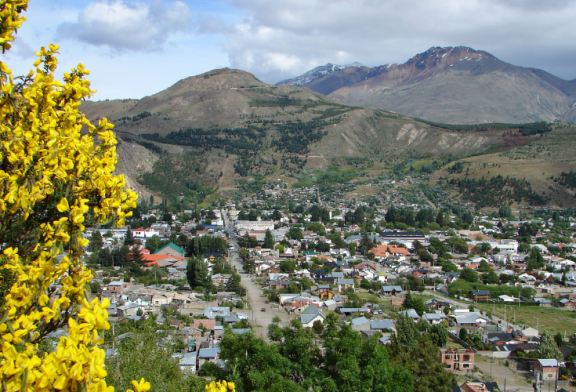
[[475, 361, 533, 392], [222, 211, 292, 341]]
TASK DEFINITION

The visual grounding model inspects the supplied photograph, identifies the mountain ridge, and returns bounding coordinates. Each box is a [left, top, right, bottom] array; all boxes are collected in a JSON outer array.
[[81, 67, 576, 207], [276, 46, 576, 124]]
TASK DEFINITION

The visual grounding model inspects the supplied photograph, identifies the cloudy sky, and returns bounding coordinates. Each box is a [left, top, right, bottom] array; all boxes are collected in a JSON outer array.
[[7, 0, 576, 100]]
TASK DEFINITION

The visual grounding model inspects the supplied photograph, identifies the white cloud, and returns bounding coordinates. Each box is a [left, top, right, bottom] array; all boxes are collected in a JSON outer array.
[[57, 0, 193, 51], [223, 0, 576, 82]]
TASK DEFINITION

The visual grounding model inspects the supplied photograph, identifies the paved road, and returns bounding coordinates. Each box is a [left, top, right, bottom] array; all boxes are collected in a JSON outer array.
[[221, 211, 292, 341]]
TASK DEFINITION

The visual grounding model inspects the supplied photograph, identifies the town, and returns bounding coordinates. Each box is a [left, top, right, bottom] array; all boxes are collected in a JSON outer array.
[[76, 179, 576, 392]]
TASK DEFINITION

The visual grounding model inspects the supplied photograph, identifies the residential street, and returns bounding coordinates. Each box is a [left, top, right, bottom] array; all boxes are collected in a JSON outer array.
[[222, 211, 292, 341]]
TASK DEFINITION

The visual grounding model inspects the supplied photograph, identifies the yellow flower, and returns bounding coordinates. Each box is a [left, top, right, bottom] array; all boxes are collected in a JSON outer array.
[[130, 378, 151, 392], [0, 2, 142, 392]]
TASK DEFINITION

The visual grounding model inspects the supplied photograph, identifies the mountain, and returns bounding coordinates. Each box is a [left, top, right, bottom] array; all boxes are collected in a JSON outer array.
[[82, 67, 576, 207], [277, 46, 576, 124]]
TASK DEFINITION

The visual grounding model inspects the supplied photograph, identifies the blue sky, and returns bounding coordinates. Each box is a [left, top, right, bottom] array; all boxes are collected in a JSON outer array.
[[7, 0, 576, 100]]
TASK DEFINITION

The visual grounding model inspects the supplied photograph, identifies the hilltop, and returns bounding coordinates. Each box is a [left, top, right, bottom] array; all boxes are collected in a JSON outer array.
[[82, 67, 576, 207], [277, 46, 576, 124]]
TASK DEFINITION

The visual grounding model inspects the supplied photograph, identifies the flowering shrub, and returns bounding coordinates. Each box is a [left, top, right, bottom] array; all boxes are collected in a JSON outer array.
[[0, 1, 139, 391], [205, 380, 235, 392]]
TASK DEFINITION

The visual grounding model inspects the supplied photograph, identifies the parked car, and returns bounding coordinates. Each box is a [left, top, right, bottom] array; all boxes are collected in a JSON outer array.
[[261, 308, 266, 312]]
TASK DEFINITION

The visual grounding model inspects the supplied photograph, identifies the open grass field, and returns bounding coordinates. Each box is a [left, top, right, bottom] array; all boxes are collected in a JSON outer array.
[[474, 302, 576, 336]]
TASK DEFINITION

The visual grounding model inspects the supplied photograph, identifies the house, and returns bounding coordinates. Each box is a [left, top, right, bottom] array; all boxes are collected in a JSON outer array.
[[351, 316, 371, 331], [319, 290, 336, 300], [468, 290, 491, 301], [453, 312, 490, 327], [439, 348, 474, 372], [203, 253, 224, 263], [337, 278, 355, 293], [370, 319, 395, 332], [397, 309, 420, 321], [558, 299, 575, 309], [533, 297, 553, 307], [320, 299, 338, 311], [317, 284, 331, 294], [454, 380, 501, 392], [521, 327, 539, 339], [425, 299, 452, 313], [300, 305, 325, 328], [132, 227, 160, 239], [481, 331, 526, 345], [154, 242, 185, 258], [534, 359, 559, 381], [198, 347, 221, 370], [203, 306, 230, 319], [381, 286, 403, 296], [423, 313, 443, 325], [179, 351, 198, 373], [211, 274, 232, 286], [367, 244, 410, 259], [338, 308, 369, 316]]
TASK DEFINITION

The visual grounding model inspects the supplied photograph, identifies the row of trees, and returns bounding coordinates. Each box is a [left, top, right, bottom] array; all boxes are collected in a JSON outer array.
[[198, 314, 454, 392]]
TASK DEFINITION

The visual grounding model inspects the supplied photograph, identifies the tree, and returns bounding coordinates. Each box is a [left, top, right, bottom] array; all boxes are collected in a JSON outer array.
[[88, 230, 104, 252], [360, 230, 374, 251], [263, 229, 275, 249], [0, 3, 141, 391], [460, 268, 479, 283], [312, 320, 324, 335], [272, 209, 282, 221], [349, 242, 357, 256], [360, 278, 372, 289], [287, 226, 303, 240], [477, 259, 491, 272], [279, 260, 296, 273], [526, 247, 545, 270], [436, 210, 445, 226], [482, 271, 500, 284], [398, 335, 454, 392], [538, 331, 563, 360], [429, 324, 448, 347], [396, 313, 419, 349], [225, 274, 246, 296], [124, 227, 136, 246], [403, 292, 426, 316], [499, 205, 513, 219], [186, 256, 211, 290], [239, 247, 250, 261], [146, 235, 162, 253], [130, 245, 144, 264]]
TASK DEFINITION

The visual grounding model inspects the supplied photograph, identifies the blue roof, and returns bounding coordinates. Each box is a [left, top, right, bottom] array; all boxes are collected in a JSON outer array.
[[231, 328, 252, 335], [351, 316, 370, 327], [537, 359, 558, 367], [340, 308, 369, 313], [198, 348, 221, 358], [370, 319, 394, 330], [398, 309, 420, 319], [300, 305, 325, 324]]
